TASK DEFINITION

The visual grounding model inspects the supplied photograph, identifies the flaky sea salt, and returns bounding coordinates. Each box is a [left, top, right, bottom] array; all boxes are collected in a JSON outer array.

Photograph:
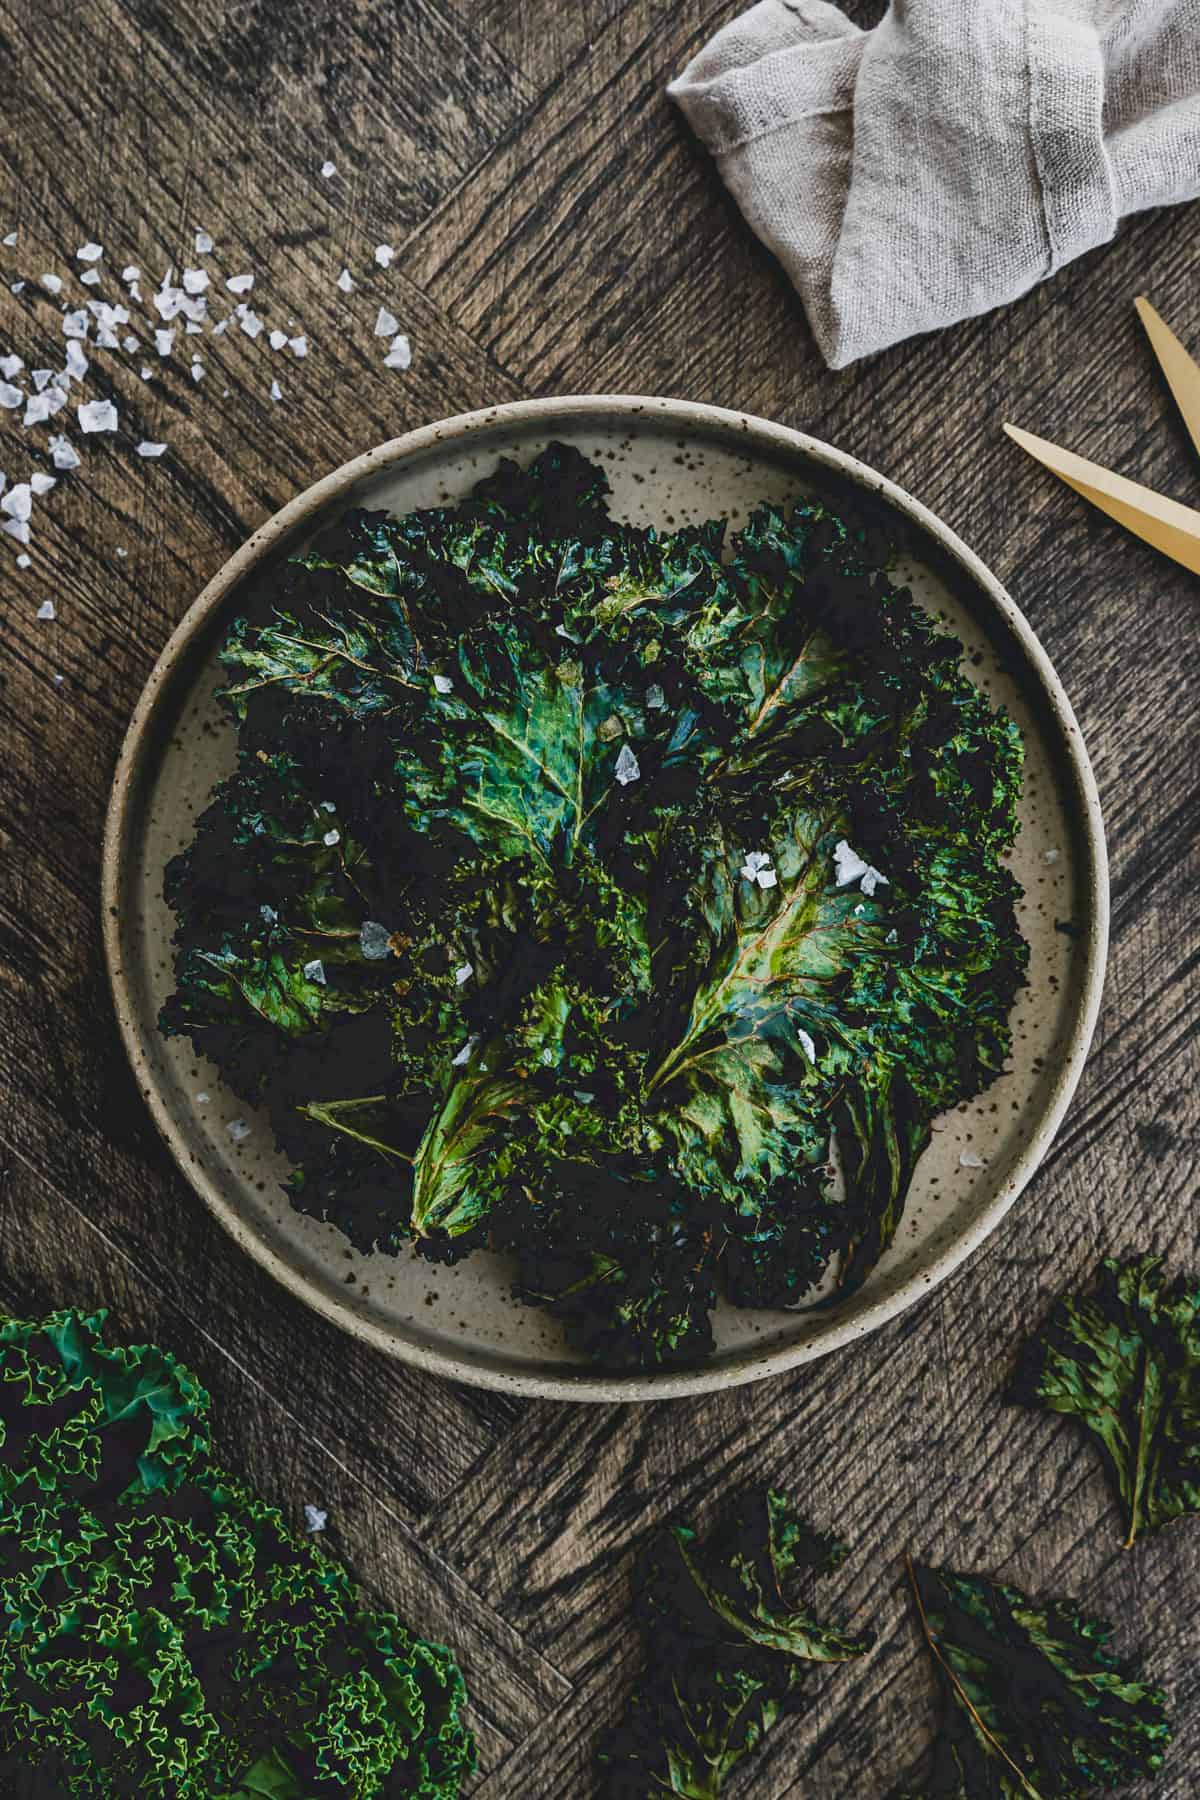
[[41, 273, 62, 295], [288, 334, 307, 357], [433, 673, 453, 693], [136, 441, 167, 457], [1, 483, 32, 520], [959, 1149, 985, 1169], [383, 334, 411, 370], [62, 309, 89, 339], [374, 244, 394, 267], [237, 307, 264, 339], [65, 340, 88, 381], [797, 1028, 817, 1063], [0, 381, 21, 410], [374, 306, 399, 337], [30, 472, 55, 495], [122, 265, 140, 283], [78, 398, 118, 432], [0, 353, 22, 379], [337, 268, 353, 292], [454, 962, 473, 985], [31, 369, 52, 391], [25, 391, 67, 425], [646, 683, 666, 709], [80, 270, 101, 287], [320, 159, 336, 178], [226, 1118, 252, 1144], [832, 838, 888, 896], [194, 230, 214, 255], [154, 327, 174, 356], [226, 272, 254, 294], [303, 1504, 328, 1532], [269, 380, 282, 401], [323, 828, 340, 847], [451, 1036, 477, 1067], [360, 921, 392, 960], [16, 552, 30, 567], [182, 268, 209, 294], [268, 328, 288, 350], [1042, 847, 1061, 866], [76, 242, 103, 262], [303, 959, 326, 985], [49, 435, 80, 470], [739, 849, 777, 889], [1, 231, 15, 247], [614, 743, 641, 785]]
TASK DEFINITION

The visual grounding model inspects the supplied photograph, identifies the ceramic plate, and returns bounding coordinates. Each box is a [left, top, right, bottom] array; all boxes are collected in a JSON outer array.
[[102, 398, 1108, 1401]]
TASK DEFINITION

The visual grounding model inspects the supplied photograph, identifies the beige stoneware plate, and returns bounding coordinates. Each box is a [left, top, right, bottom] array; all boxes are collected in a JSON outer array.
[[102, 397, 1108, 1402]]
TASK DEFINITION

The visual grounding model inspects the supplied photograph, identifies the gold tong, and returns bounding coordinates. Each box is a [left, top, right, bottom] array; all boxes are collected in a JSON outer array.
[[1004, 299, 1200, 577]]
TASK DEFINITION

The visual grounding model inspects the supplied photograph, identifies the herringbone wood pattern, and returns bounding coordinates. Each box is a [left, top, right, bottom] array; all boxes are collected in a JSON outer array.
[[1, 1, 1199, 1793]]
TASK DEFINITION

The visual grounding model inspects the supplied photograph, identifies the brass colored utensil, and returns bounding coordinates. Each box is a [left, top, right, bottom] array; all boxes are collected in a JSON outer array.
[[1004, 300, 1200, 577]]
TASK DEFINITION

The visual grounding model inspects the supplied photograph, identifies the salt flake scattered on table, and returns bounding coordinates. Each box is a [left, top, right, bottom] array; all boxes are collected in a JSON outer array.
[[182, 267, 209, 294], [268, 328, 288, 350], [226, 1118, 252, 1144], [374, 306, 399, 337], [303, 959, 326, 984], [16, 552, 30, 567], [0, 353, 23, 379], [832, 837, 888, 896], [136, 440, 167, 457], [49, 435, 80, 469], [80, 269, 101, 287], [194, 230, 214, 255], [65, 341, 88, 381], [288, 334, 307, 357], [122, 265, 140, 282], [36, 599, 55, 619], [0, 382, 22, 410], [383, 334, 411, 369], [269, 380, 282, 401], [320, 159, 336, 179], [76, 242, 103, 262], [336, 267, 353, 292], [2, 483, 32, 520], [226, 272, 254, 294], [237, 307, 264, 339], [360, 921, 392, 960], [154, 327, 174, 356], [41, 274, 62, 295], [62, 310, 89, 339], [303, 1504, 328, 1533], [190, 359, 204, 382], [615, 743, 641, 785], [1042, 847, 1060, 866], [1, 231, 15, 247], [374, 243, 394, 267], [959, 1149, 985, 1169], [78, 398, 118, 432], [30, 472, 55, 495], [195, 1091, 210, 1104], [31, 369, 52, 391], [25, 391, 65, 425]]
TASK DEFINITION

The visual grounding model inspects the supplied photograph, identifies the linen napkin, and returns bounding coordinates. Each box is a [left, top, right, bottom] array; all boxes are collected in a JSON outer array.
[[668, 0, 1200, 368]]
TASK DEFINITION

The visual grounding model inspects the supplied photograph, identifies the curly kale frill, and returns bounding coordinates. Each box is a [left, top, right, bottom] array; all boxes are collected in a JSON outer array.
[[0, 1308, 474, 1798], [598, 1488, 873, 1797], [162, 443, 1027, 1368]]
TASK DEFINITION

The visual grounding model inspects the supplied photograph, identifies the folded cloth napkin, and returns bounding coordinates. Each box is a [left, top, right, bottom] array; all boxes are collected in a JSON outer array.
[[668, 0, 1200, 368]]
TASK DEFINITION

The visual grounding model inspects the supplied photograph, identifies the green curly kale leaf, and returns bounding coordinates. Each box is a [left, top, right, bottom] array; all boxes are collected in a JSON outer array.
[[897, 1560, 1171, 1798], [163, 443, 1027, 1367], [598, 1488, 873, 1797], [0, 1309, 475, 1799], [1012, 1254, 1200, 1547]]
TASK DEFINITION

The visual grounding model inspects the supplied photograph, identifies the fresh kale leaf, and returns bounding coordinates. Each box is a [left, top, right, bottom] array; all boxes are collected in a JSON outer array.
[[897, 1559, 1171, 1798], [598, 1488, 873, 1797], [163, 445, 1027, 1367], [0, 1308, 475, 1799], [1012, 1253, 1200, 1547]]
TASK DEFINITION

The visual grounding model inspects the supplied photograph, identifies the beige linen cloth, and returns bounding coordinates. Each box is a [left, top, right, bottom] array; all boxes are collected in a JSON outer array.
[[668, 0, 1200, 367]]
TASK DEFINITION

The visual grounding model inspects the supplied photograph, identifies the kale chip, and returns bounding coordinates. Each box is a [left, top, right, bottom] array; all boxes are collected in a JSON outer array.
[[598, 1488, 873, 1797], [163, 443, 1027, 1367]]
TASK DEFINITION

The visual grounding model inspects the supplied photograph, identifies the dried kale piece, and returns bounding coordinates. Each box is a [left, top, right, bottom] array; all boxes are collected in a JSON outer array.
[[598, 1488, 873, 1796], [0, 1309, 474, 1799], [1012, 1253, 1200, 1547], [163, 443, 1028, 1367], [897, 1560, 1171, 1798]]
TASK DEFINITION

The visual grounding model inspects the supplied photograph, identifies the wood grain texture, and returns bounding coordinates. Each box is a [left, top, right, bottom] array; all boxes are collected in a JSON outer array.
[[1, 0, 1199, 1795]]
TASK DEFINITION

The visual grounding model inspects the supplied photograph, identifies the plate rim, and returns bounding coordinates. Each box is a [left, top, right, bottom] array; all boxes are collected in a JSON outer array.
[[101, 394, 1110, 1402]]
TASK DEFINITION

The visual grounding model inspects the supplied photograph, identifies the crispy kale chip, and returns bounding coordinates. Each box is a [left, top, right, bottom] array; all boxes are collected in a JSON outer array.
[[0, 1309, 475, 1799], [1012, 1253, 1200, 1547], [163, 443, 1027, 1367], [897, 1560, 1171, 1798], [598, 1488, 873, 1797]]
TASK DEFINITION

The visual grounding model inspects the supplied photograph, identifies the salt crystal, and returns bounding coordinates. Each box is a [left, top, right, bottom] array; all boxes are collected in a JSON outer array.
[[374, 244, 394, 267], [433, 673, 453, 693], [1, 483, 32, 520], [194, 230, 214, 254], [0, 354, 23, 379], [122, 265, 140, 282], [154, 328, 174, 355], [739, 850, 776, 888], [796, 1028, 817, 1064], [48, 435, 80, 470], [320, 159, 336, 178], [383, 334, 411, 370], [195, 1091, 210, 1104], [2, 518, 31, 543], [646, 683, 666, 709], [226, 1118, 252, 1144], [454, 962, 473, 985], [323, 828, 340, 847], [16, 552, 30, 567], [41, 274, 62, 295], [78, 399, 117, 433], [959, 1149, 984, 1169], [269, 380, 282, 401], [374, 306, 399, 337], [212, 320, 228, 337], [190, 359, 203, 382], [65, 340, 88, 381], [0, 382, 22, 410], [36, 599, 55, 620], [80, 269, 101, 287], [226, 272, 254, 294], [359, 920, 392, 960], [1042, 847, 1060, 866], [832, 838, 888, 896], [136, 441, 167, 458], [288, 334, 307, 357], [115, 546, 127, 557], [140, 365, 154, 381], [757, 867, 778, 888], [31, 369, 52, 391], [76, 242, 103, 261], [860, 867, 887, 898], [238, 308, 264, 339], [319, 801, 337, 812], [303, 959, 326, 985], [336, 267, 353, 292], [122, 334, 139, 353], [614, 743, 641, 785], [303, 1504, 328, 1533], [62, 309, 89, 339], [1, 231, 15, 247], [451, 1036, 477, 1067], [268, 328, 288, 350], [96, 327, 119, 349], [30, 472, 55, 495], [182, 267, 209, 294], [51, 672, 63, 685]]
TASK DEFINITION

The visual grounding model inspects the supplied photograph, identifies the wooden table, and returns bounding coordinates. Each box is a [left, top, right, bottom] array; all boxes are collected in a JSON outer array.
[[2, 1, 1198, 1793]]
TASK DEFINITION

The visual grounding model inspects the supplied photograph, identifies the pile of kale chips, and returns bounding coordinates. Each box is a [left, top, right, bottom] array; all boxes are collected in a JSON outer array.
[[163, 444, 1027, 1368]]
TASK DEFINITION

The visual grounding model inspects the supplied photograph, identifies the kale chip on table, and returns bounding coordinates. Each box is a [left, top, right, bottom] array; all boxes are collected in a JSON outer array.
[[163, 443, 1027, 1368]]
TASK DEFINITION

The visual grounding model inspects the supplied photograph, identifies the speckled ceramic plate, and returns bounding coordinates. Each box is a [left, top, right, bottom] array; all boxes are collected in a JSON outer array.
[[102, 397, 1108, 1402]]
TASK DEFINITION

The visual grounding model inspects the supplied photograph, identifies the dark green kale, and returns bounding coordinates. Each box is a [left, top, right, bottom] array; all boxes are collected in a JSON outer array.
[[597, 1488, 873, 1797], [163, 443, 1027, 1367], [0, 1308, 475, 1799], [897, 1560, 1170, 1798], [1012, 1254, 1200, 1547]]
